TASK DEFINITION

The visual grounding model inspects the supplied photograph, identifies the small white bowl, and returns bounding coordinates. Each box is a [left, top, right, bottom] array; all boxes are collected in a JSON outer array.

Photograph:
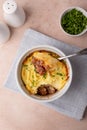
[[60, 7, 87, 36], [16, 45, 72, 102]]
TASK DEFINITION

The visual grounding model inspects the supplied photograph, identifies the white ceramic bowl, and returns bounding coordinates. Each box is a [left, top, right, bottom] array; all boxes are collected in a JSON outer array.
[[60, 7, 87, 36], [16, 45, 72, 102]]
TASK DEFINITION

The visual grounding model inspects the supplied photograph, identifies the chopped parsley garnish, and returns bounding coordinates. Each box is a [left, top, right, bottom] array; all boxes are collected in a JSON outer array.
[[30, 63, 32, 65], [34, 68, 37, 73], [22, 64, 30, 71], [32, 75, 34, 79], [51, 74, 55, 77], [32, 80, 35, 86], [23, 64, 28, 67], [56, 73, 63, 76], [61, 9, 87, 35], [43, 73, 47, 79]]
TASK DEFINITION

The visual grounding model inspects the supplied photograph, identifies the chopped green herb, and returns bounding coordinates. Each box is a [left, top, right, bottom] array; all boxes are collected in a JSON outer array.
[[43, 73, 47, 79], [26, 68, 30, 71], [30, 63, 32, 65], [32, 80, 35, 86], [34, 68, 37, 73], [51, 75, 55, 77], [62, 77, 64, 80], [22, 64, 30, 71], [30, 85, 33, 88], [23, 64, 28, 67], [56, 73, 63, 76], [61, 9, 87, 35], [32, 75, 34, 78]]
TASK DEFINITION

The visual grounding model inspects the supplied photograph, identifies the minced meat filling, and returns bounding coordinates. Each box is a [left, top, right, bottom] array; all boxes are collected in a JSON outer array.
[[32, 57, 50, 75], [37, 85, 57, 96]]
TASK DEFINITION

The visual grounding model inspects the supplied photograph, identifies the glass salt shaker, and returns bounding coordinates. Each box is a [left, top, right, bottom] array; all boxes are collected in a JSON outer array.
[[3, 0, 26, 28]]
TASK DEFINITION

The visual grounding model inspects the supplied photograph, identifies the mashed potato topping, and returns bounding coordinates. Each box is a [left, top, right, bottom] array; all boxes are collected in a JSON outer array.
[[21, 51, 68, 95]]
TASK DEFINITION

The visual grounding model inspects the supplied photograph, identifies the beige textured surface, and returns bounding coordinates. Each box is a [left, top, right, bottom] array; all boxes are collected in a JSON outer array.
[[0, 0, 87, 130]]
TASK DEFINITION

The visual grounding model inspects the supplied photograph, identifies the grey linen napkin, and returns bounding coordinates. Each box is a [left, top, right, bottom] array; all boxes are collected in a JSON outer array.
[[4, 29, 87, 120]]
